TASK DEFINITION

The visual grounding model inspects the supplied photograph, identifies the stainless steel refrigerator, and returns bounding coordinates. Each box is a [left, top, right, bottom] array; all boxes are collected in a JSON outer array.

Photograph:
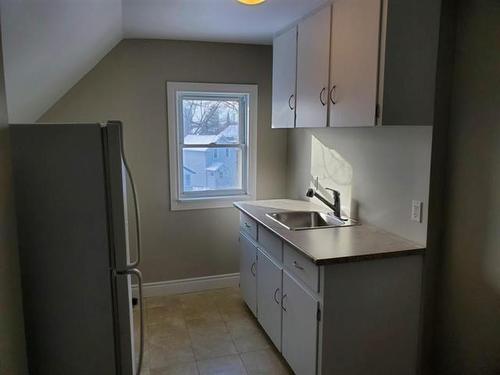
[[10, 121, 144, 375]]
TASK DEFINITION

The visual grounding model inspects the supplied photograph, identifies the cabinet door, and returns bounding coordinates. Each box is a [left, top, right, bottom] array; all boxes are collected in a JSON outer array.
[[296, 5, 331, 128], [272, 26, 297, 129], [240, 233, 257, 316], [257, 249, 283, 351], [329, 0, 381, 127], [282, 271, 318, 375]]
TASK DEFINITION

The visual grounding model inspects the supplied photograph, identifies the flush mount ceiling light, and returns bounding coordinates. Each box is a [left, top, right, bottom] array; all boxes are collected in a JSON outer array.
[[237, 0, 267, 5]]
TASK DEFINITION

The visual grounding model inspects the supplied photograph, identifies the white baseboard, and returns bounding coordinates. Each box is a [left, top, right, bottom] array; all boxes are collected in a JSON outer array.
[[132, 273, 240, 298]]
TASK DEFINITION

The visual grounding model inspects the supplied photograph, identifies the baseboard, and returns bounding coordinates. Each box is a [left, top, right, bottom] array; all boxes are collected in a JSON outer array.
[[132, 273, 240, 298]]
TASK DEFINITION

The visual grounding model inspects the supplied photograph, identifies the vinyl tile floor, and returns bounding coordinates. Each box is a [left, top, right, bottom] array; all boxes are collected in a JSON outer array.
[[133, 287, 293, 375]]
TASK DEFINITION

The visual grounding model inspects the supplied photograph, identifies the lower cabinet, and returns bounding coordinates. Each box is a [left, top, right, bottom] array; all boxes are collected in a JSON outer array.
[[257, 248, 283, 351], [282, 270, 319, 375], [239, 233, 257, 316]]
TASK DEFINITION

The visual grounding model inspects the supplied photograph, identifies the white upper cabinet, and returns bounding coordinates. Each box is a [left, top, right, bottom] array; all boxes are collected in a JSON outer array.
[[329, 0, 381, 127], [295, 5, 331, 128], [272, 26, 297, 129], [271, 0, 441, 128]]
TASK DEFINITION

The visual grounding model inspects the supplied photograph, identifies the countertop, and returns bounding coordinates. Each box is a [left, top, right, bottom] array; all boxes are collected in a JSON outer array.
[[234, 199, 425, 265]]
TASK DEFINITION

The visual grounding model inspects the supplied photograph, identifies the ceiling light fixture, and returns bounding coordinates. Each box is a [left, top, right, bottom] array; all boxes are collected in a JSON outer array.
[[237, 0, 267, 5]]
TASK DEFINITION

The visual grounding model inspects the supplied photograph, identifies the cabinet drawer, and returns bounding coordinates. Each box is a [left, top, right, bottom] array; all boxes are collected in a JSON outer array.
[[240, 212, 257, 241], [258, 227, 283, 263], [284, 243, 319, 293]]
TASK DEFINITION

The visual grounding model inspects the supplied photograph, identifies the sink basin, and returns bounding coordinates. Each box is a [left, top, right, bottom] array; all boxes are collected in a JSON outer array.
[[266, 211, 356, 231]]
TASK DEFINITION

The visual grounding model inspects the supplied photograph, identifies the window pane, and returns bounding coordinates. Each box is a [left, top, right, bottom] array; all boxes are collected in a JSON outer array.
[[182, 147, 243, 193], [182, 97, 241, 145]]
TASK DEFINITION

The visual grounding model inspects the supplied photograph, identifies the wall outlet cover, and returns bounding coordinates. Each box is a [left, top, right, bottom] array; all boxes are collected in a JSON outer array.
[[411, 200, 423, 223]]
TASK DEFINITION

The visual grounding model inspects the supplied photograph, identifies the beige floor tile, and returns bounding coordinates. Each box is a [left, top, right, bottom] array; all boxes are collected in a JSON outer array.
[[149, 334, 195, 369], [231, 329, 270, 353], [225, 316, 261, 338], [190, 332, 238, 360], [186, 317, 229, 337], [146, 295, 182, 309], [240, 349, 292, 375], [147, 317, 189, 340], [148, 305, 185, 323], [197, 355, 248, 375], [149, 362, 199, 375]]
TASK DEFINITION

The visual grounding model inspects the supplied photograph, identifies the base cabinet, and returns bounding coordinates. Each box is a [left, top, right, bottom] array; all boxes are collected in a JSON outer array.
[[239, 233, 257, 316], [282, 271, 319, 375], [256, 249, 283, 351], [239, 218, 422, 375]]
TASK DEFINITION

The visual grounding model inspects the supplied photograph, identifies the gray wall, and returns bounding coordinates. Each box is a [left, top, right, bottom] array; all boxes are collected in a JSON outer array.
[[39, 39, 288, 283], [0, 18, 28, 375], [286, 127, 433, 245], [433, 0, 500, 373]]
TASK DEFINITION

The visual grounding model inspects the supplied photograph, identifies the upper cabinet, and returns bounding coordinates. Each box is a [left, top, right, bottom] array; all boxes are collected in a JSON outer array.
[[329, 0, 381, 127], [271, 0, 441, 128], [272, 26, 297, 129], [295, 6, 332, 128]]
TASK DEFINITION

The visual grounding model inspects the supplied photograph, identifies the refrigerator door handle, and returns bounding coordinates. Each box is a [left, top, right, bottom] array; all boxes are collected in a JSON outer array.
[[118, 268, 144, 375], [118, 124, 142, 269]]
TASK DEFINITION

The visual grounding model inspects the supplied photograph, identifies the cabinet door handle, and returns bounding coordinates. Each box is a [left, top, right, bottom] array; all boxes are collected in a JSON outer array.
[[293, 260, 305, 271], [320, 87, 327, 106], [329, 85, 337, 105], [273, 288, 281, 305], [250, 262, 256, 277], [281, 293, 288, 312], [288, 94, 295, 110]]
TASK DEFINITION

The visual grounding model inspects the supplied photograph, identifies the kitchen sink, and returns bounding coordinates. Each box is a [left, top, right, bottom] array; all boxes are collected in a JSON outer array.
[[266, 211, 356, 231]]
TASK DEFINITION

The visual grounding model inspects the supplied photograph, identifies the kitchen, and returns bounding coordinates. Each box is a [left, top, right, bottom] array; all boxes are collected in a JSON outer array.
[[0, 0, 499, 375]]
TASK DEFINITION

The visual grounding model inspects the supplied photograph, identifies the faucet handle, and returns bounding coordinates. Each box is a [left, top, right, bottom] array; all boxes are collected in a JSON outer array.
[[325, 188, 340, 199]]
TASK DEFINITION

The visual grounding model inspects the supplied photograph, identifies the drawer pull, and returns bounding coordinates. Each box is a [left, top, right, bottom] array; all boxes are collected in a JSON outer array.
[[273, 288, 281, 305], [293, 261, 305, 271], [250, 262, 256, 277], [281, 293, 288, 312]]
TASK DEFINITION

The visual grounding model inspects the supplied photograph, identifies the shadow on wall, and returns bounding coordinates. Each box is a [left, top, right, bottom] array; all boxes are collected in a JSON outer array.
[[309, 135, 353, 218]]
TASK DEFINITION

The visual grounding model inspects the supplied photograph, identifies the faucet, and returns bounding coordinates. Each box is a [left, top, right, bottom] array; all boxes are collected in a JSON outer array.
[[306, 187, 343, 220]]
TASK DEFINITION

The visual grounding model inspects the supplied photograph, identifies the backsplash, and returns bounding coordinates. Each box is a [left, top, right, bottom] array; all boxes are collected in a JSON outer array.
[[286, 126, 433, 245]]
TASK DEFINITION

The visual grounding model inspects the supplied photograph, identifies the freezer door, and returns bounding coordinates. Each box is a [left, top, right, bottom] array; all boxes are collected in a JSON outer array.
[[10, 124, 120, 375]]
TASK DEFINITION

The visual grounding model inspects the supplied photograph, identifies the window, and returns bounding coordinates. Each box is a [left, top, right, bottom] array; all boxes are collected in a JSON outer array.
[[167, 82, 257, 210]]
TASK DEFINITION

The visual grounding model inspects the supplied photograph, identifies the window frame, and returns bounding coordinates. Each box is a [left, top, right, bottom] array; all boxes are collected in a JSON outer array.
[[167, 82, 258, 211]]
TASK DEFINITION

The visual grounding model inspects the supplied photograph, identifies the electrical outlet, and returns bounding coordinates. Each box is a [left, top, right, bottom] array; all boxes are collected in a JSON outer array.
[[411, 200, 423, 223]]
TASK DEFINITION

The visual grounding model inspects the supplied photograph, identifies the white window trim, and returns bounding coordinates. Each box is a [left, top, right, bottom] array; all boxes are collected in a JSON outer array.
[[167, 82, 258, 211]]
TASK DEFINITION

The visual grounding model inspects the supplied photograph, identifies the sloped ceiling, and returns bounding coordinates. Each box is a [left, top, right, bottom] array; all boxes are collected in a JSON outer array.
[[123, 0, 329, 44], [0, 0, 122, 123], [1, 0, 328, 123]]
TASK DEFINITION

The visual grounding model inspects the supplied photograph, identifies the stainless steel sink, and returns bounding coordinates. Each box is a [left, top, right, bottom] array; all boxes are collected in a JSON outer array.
[[266, 211, 356, 231]]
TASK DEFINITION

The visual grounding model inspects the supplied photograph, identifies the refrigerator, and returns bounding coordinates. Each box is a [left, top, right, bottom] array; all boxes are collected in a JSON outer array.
[[10, 121, 144, 375]]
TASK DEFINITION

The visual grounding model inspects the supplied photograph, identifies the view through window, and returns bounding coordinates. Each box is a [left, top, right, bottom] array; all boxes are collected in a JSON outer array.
[[179, 93, 248, 197]]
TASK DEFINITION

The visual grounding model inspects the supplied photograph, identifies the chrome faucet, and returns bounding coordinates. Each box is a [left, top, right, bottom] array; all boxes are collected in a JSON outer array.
[[306, 187, 343, 220]]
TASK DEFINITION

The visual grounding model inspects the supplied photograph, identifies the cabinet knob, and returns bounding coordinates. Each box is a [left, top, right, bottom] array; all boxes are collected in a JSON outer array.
[[329, 85, 337, 105], [281, 293, 288, 312], [288, 94, 295, 110], [293, 260, 305, 270], [320, 87, 327, 106], [273, 288, 281, 305], [250, 262, 256, 277]]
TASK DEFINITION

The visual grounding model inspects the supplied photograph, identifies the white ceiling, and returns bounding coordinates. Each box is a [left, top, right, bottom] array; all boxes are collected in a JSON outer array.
[[123, 0, 330, 44]]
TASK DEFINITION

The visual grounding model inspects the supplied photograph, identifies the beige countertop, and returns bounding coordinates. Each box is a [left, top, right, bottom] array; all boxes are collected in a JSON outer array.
[[234, 199, 425, 265]]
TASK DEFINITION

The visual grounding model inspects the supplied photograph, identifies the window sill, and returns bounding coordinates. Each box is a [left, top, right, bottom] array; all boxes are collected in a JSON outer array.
[[170, 194, 254, 211]]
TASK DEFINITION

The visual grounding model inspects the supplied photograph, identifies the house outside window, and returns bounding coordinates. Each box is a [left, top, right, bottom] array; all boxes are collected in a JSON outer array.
[[167, 82, 257, 210]]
